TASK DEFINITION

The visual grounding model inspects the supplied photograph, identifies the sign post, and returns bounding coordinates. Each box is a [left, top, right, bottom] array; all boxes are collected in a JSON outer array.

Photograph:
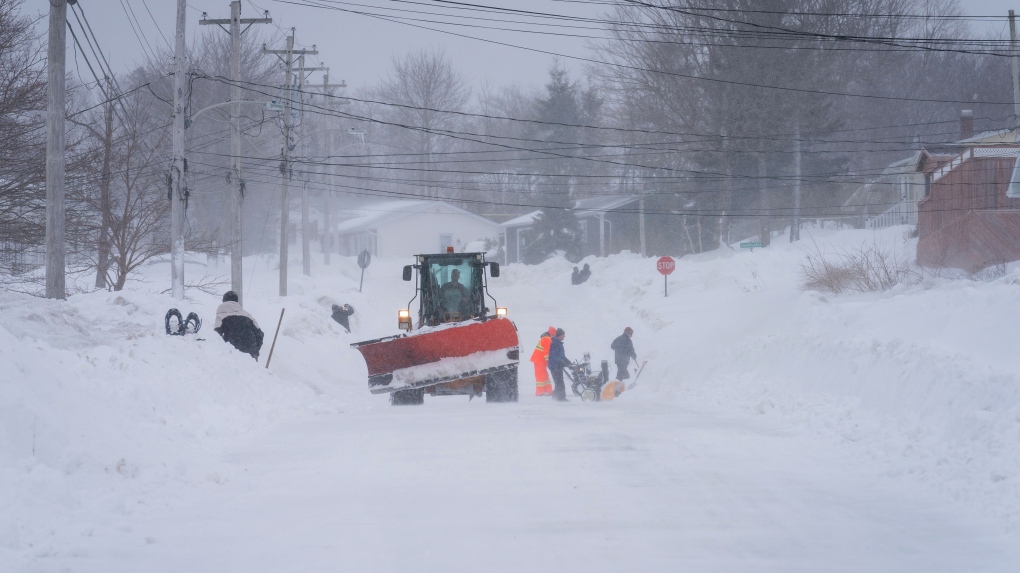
[[357, 249, 372, 292], [656, 256, 675, 297]]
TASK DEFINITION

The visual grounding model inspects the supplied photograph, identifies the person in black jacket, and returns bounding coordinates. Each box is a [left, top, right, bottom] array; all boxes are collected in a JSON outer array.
[[610, 327, 636, 380], [214, 291, 264, 360], [548, 328, 569, 401], [331, 303, 355, 333]]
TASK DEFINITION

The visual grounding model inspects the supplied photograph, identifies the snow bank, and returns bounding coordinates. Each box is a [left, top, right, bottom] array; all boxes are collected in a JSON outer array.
[[3, 223, 1020, 567]]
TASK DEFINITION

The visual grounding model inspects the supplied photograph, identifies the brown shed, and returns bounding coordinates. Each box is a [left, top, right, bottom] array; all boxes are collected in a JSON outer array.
[[917, 146, 1020, 271]]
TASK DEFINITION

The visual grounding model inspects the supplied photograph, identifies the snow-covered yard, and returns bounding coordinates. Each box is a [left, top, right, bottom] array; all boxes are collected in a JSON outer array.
[[3, 226, 1019, 571]]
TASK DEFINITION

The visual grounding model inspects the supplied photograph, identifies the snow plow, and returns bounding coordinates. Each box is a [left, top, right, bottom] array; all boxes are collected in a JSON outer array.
[[351, 250, 519, 405]]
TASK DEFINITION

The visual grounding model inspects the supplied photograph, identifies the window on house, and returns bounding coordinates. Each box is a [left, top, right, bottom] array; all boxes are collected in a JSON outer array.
[[579, 220, 588, 243]]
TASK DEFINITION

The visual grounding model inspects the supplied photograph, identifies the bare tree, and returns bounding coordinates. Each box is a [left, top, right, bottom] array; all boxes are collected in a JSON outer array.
[[375, 47, 470, 199], [592, 0, 984, 252], [0, 0, 46, 272]]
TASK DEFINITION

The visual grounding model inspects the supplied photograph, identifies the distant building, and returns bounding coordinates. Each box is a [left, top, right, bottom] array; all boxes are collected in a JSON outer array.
[[843, 153, 925, 228], [334, 200, 501, 258], [500, 195, 640, 264], [916, 145, 1020, 271], [915, 117, 1020, 271]]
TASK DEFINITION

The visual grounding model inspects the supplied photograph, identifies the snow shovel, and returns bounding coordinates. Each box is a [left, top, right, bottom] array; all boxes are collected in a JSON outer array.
[[627, 360, 648, 390]]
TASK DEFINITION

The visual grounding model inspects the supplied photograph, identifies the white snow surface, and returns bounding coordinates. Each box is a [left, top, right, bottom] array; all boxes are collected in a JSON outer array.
[[2, 225, 1020, 571], [389, 349, 514, 389]]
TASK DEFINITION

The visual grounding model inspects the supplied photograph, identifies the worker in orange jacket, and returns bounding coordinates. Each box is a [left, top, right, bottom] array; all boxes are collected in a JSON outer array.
[[530, 327, 556, 396]]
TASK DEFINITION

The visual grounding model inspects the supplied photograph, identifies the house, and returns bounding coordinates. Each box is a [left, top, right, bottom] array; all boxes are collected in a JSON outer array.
[[842, 111, 1016, 232], [916, 120, 1020, 271], [501, 210, 541, 265], [573, 195, 641, 258], [843, 153, 925, 228], [334, 200, 501, 258], [500, 195, 640, 264]]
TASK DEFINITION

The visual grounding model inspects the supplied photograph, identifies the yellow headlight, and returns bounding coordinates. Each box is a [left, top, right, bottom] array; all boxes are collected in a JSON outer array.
[[496, 307, 507, 317], [398, 309, 412, 330]]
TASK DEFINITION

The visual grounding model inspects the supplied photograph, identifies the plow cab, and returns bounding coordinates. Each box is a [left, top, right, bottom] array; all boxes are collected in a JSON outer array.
[[351, 251, 519, 405]]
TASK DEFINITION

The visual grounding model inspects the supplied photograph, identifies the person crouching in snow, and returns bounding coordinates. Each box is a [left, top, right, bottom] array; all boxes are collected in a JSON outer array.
[[214, 291, 265, 360], [530, 327, 556, 396], [610, 327, 637, 381], [331, 303, 354, 333]]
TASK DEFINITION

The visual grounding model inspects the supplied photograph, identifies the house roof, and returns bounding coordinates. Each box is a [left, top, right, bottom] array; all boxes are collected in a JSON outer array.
[[573, 194, 639, 214], [334, 199, 499, 234], [501, 210, 541, 228], [955, 129, 1017, 146], [499, 195, 640, 228]]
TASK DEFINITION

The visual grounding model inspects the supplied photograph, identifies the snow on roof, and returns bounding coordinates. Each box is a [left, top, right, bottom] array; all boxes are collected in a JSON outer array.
[[573, 194, 638, 214], [501, 210, 542, 228], [335, 199, 498, 234], [956, 128, 1017, 146], [500, 196, 639, 228]]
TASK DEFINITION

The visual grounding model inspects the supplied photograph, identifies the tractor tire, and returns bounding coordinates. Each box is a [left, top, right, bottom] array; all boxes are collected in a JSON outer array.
[[485, 365, 519, 403], [391, 388, 425, 406]]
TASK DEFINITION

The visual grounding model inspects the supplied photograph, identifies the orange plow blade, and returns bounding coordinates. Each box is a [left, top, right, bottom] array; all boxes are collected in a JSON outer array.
[[351, 318, 519, 393]]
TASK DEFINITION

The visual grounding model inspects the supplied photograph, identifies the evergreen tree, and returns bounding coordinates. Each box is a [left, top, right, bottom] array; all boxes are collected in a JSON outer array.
[[523, 63, 584, 263]]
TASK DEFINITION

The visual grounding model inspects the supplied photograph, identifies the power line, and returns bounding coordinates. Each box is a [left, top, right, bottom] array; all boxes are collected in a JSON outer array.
[[140, 0, 173, 49], [278, 0, 1016, 105], [118, 0, 156, 63], [203, 74, 1011, 148]]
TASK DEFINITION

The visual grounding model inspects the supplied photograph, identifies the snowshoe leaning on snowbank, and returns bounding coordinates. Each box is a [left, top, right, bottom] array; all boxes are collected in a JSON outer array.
[[165, 308, 201, 335]]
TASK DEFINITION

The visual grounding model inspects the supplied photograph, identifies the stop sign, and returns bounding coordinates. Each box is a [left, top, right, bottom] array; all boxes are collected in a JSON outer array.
[[657, 256, 675, 275]]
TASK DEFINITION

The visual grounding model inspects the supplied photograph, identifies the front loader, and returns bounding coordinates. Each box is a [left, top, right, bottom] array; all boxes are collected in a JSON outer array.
[[350, 250, 519, 405]]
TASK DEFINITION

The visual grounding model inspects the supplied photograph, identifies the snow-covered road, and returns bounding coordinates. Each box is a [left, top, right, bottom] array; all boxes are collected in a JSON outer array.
[[6, 226, 1020, 571], [91, 395, 1016, 573]]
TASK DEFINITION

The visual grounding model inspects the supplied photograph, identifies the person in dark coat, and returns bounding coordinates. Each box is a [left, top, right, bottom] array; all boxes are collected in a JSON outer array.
[[439, 269, 472, 317], [610, 327, 637, 380], [331, 303, 355, 333], [571, 267, 581, 285], [577, 263, 591, 284], [214, 291, 264, 360], [548, 328, 569, 401]]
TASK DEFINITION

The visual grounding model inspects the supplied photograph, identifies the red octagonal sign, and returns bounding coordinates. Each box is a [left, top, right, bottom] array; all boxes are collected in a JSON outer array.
[[657, 256, 676, 275]]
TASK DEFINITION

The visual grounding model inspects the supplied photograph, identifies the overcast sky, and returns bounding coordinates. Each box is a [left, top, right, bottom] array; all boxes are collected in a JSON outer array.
[[40, 0, 1020, 96]]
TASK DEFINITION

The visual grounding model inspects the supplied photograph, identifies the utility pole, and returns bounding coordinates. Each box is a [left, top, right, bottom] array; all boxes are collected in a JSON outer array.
[[638, 197, 646, 257], [264, 32, 316, 296], [294, 57, 327, 277], [1011, 11, 1020, 143], [96, 76, 114, 288], [313, 71, 347, 266], [297, 57, 318, 277], [200, 3, 271, 304], [45, 0, 67, 299], [170, 0, 188, 300], [299, 54, 310, 278], [791, 121, 802, 243]]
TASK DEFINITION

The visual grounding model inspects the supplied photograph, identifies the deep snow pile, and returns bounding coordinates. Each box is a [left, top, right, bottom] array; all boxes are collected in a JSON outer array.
[[2, 224, 1020, 564]]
